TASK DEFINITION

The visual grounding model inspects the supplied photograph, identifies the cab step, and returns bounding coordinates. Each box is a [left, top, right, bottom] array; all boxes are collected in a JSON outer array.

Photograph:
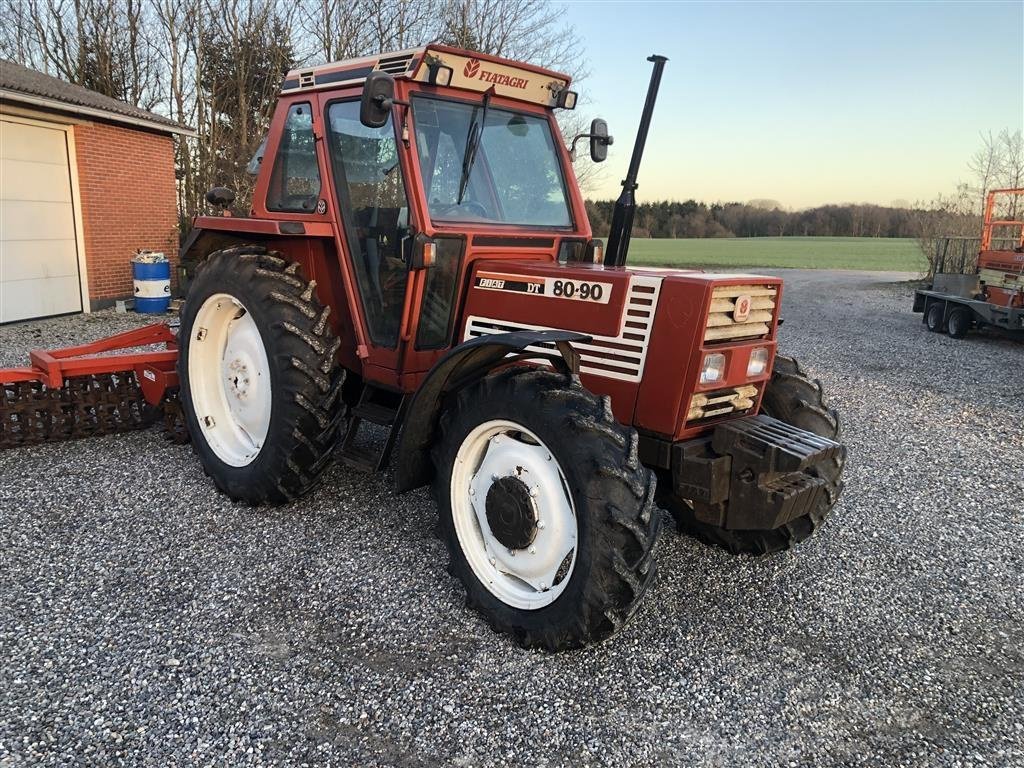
[[339, 384, 406, 472]]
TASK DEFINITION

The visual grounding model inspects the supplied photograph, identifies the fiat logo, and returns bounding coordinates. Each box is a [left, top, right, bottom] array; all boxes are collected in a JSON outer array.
[[464, 59, 480, 78], [733, 294, 752, 322]]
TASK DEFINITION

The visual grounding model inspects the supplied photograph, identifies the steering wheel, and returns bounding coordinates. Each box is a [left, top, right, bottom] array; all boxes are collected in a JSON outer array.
[[440, 200, 489, 219]]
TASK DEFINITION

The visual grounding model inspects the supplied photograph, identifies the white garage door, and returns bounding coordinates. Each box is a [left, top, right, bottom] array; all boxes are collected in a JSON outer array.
[[0, 118, 83, 323]]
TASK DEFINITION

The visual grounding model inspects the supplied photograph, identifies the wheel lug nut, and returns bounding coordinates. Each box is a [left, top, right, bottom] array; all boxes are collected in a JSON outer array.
[[469, 488, 475, 496], [489, 557, 495, 565], [529, 546, 536, 554], [537, 520, 545, 529], [530, 487, 539, 498], [540, 583, 547, 590], [491, 473, 499, 481]]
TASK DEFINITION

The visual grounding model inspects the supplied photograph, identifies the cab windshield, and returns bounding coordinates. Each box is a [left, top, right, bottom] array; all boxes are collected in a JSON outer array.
[[411, 95, 573, 228]]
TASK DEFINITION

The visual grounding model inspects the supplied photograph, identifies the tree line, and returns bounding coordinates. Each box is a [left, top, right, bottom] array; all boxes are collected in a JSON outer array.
[[0, 0, 584, 227], [584, 199, 943, 240], [587, 128, 1022, 272]]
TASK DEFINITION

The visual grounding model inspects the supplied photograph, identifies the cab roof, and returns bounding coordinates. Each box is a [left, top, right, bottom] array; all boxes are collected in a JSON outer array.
[[281, 44, 572, 109]]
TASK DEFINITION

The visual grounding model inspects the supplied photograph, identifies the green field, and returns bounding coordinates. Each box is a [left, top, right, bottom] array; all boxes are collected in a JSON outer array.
[[625, 236, 926, 272]]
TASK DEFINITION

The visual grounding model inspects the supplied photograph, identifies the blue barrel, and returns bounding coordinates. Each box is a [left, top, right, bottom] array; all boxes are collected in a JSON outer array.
[[133, 255, 171, 313]]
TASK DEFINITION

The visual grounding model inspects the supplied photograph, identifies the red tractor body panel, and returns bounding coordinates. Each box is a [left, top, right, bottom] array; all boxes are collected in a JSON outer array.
[[459, 260, 781, 440]]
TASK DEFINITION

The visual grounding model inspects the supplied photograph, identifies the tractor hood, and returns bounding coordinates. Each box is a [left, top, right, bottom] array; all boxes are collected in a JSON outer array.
[[460, 259, 784, 440]]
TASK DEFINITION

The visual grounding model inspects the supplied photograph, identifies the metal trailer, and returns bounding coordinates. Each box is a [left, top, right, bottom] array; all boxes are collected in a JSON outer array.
[[913, 188, 1024, 339], [913, 286, 1024, 338]]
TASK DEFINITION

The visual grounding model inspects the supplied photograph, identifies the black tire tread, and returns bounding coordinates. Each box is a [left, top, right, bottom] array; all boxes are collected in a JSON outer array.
[[926, 302, 945, 332], [947, 306, 971, 339], [178, 246, 344, 504], [431, 367, 661, 651]]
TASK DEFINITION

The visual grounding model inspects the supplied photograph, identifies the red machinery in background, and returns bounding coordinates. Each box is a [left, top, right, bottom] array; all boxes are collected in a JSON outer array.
[[914, 188, 1024, 338], [0, 324, 183, 446], [979, 188, 1024, 309]]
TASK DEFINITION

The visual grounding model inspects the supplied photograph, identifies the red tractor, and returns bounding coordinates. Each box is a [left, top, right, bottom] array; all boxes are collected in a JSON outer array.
[[1, 47, 845, 650]]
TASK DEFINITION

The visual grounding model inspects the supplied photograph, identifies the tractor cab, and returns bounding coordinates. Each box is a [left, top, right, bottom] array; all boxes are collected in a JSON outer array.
[[185, 45, 604, 385]]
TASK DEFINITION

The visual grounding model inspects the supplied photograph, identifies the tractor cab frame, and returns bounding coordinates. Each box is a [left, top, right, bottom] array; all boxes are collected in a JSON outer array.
[[182, 45, 595, 392]]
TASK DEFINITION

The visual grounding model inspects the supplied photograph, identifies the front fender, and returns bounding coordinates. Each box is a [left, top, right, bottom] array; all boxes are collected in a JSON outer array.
[[394, 330, 590, 493]]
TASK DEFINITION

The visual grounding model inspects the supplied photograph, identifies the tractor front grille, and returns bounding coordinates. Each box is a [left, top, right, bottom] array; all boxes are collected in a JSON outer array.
[[687, 385, 759, 422], [464, 274, 663, 383], [704, 285, 777, 342]]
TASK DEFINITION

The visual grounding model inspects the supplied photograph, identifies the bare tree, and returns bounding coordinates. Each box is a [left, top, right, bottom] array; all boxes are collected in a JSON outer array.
[[996, 128, 1023, 220], [967, 130, 1003, 215], [0, 0, 161, 108], [296, 0, 369, 63], [0, 0, 598, 214]]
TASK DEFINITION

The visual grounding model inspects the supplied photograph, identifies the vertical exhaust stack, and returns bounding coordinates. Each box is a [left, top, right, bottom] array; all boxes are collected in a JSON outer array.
[[605, 55, 668, 268]]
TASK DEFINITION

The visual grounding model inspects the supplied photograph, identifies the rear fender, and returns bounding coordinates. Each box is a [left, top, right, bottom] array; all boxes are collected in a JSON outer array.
[[179, 227, 269, 272], [394, 330, 590, 492]]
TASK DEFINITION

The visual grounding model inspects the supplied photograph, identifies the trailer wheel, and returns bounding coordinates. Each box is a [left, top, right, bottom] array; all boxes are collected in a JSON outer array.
[[926, 301, 946, 332], [431, 367, 661, 651], [947, 307, 971, 339], [178, 246, 344, 504], [666, 356, 845, 555]]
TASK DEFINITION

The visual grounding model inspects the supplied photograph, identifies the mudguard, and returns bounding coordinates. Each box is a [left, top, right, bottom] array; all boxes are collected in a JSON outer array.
[[394, 330, 590, 492]]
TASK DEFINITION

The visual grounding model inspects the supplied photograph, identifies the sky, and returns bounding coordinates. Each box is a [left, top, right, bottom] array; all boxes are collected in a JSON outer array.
[[561, 0, 1024, 208]]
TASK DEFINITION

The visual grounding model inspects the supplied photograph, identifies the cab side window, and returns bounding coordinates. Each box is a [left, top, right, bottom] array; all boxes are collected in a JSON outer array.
[[266, 103, 321, 213]]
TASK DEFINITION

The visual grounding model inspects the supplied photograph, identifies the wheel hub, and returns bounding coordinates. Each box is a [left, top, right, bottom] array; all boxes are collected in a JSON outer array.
[[226, 358, 252, 399], [485, 475, 537, 550], [452, 421, 579, 611]]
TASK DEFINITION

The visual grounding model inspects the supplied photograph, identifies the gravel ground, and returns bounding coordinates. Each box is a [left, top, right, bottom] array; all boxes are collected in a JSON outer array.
[[1, 270, 1022, 767]]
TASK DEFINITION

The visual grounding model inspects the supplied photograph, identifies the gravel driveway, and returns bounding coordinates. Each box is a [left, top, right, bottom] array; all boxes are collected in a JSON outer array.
[[1, 269, 1022, 767]]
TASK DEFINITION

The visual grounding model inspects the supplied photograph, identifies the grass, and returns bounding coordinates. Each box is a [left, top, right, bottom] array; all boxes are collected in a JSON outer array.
[[625, 236, 927, 272]]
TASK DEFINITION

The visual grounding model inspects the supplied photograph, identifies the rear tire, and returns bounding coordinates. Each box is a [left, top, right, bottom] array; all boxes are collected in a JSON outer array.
[[665, 356, 845, 555], [431, 367, 661, 651], [926, 302, 946, 332], [178, 246, 344, 504], [947, 307, 971, 339]]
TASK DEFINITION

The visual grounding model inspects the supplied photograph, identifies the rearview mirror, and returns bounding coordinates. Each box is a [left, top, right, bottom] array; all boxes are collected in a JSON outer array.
[[590, 118, 613, 163], [360, 71, 396, 128]]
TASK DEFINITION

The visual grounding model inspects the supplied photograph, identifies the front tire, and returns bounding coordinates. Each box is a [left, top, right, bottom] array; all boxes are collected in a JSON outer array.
[[178, 246, 344, 504], [666, 356, 845, 555], [432, 368, 661, 651]]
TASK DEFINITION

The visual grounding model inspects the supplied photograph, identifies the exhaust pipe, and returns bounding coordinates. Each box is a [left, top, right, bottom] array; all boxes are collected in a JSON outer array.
[[605, 55, 668, 268]]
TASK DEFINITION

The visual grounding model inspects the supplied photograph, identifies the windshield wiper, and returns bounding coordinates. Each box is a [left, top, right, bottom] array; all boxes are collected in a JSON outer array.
[[457, 88, 493, 205]]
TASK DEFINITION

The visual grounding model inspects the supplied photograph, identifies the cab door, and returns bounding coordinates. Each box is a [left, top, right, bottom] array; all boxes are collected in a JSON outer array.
[[317, 94, 416, 381]]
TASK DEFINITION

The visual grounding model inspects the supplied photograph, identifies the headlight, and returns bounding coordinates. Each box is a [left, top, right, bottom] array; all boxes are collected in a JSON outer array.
[[747, 347, 770, 377], [700, 352, 726, 384]]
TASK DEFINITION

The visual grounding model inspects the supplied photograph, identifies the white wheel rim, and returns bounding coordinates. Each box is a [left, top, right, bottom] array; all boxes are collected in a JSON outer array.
[[450, 419, 578, 610], [188, 293, 272, 467]]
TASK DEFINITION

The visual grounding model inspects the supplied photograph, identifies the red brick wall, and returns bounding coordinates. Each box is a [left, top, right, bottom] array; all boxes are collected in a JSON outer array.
[[73, 122, 179, 304]]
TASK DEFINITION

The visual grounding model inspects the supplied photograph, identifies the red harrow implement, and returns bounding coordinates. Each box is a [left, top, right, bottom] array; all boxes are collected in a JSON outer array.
[[0, 323, 186, 449]]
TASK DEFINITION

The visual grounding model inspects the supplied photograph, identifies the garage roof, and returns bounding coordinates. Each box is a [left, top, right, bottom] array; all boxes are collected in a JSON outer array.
[[0, 59, 195, 136]]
